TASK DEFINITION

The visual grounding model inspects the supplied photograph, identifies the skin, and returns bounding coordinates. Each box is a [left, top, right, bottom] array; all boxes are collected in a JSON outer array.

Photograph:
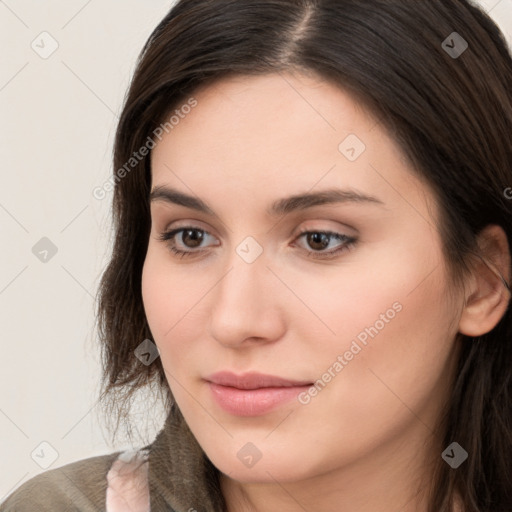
[[141, 72, 511, 512]]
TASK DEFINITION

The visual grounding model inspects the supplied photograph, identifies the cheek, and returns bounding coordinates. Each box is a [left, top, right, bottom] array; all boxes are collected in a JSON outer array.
[[141, 254, 172, 336], [277, 238, 441, 354], [324, 270, 456, 433], [294, 238, 458, 408], [141, 249, 207, 365]]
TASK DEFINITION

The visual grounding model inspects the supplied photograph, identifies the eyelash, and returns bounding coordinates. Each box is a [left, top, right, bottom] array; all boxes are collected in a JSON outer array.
[[157, 226, 357, 260]]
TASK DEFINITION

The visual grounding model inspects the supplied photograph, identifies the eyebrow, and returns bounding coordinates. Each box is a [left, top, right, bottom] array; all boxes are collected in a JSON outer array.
[[149, 185, 385, 217]]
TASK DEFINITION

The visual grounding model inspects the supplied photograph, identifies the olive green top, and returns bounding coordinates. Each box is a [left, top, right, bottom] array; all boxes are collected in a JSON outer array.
[[0, 406, 225, 512]]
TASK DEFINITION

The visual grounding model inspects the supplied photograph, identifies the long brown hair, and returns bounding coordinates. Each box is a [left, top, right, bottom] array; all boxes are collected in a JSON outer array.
[[95, 1, 512, 510]]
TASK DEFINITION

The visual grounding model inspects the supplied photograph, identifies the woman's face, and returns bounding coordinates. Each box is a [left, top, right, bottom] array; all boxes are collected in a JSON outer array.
[[142, 72, 463, 487]]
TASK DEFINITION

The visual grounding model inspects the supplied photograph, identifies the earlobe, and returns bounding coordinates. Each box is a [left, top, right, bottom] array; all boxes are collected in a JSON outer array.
[[458, 224, 511, 337]]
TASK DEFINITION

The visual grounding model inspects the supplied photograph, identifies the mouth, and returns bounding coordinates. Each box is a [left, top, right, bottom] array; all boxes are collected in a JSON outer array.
[[205, 371, 313, 389], [204, 371, 313, 416]]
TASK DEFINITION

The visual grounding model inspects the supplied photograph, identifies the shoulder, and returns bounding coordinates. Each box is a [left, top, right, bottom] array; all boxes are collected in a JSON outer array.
[[0, 450, 123, 512]]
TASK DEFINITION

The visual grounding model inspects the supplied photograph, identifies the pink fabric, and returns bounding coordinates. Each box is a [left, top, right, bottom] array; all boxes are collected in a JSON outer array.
[[106, 449, 150, 512]]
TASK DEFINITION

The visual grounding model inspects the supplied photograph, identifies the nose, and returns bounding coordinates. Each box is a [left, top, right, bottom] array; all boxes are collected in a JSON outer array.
[[208, 248, 286, 348]]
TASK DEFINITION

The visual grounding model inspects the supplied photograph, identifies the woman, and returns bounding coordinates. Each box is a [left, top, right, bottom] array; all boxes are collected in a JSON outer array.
[[1, 0, 511, 511]]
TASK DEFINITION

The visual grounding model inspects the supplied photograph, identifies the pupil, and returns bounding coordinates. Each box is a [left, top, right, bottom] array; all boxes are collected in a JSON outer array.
[[308, 233, 329, 251], [183, 229, 203, 248]]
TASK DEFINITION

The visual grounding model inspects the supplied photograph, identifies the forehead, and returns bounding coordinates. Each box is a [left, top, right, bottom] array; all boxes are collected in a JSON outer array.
[[150, 72, 434, 223], [152, 71, 374, 158], [165, 71, 375, 143]]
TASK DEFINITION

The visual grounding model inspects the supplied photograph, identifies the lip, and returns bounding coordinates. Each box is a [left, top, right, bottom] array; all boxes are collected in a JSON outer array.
[[205, 371, 312, 389], [205, 371, 313, 416]]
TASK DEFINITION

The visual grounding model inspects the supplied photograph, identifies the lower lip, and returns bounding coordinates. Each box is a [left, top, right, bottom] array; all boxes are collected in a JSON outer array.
[[207, 382, 312, 416]]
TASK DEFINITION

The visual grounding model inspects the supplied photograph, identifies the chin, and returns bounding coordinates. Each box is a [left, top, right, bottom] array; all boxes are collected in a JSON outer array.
[[208, 444, 318, 484]]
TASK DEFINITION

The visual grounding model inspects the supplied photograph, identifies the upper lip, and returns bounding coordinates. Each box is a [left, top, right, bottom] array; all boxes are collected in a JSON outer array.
[[205, 371, 312, 390]]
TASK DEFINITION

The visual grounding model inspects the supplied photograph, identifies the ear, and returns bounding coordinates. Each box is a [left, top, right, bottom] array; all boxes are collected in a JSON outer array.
[[458, 224, 511, 337]]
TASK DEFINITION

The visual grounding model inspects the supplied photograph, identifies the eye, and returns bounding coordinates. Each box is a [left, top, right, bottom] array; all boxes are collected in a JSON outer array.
[[157, 226, 357, 260], [293, 229, 357, 260], [156, 226, 217, 259]]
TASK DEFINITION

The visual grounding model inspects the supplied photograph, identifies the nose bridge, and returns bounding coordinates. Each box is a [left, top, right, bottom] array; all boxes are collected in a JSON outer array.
[[216, 239, 270, 312], [208, 237, 284, 345]]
